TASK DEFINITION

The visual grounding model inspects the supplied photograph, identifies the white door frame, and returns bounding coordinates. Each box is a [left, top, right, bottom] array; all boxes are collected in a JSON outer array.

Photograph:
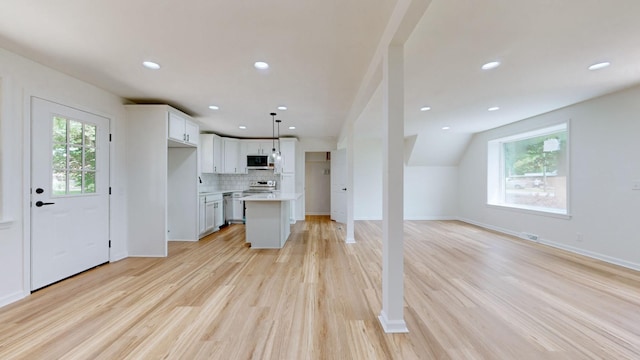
[[22, 94, 113, 295], [331, 149, 347, 224]]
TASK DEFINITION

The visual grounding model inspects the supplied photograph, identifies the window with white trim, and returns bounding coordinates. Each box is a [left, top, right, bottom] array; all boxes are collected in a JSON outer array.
[[488, 123, 568, 215]]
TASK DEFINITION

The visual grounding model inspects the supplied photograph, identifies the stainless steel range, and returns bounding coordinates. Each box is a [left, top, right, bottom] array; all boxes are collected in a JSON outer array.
[[244, 180, 277, 194]]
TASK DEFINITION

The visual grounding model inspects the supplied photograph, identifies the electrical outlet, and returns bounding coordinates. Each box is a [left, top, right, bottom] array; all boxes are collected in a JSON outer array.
[[576, 233, 583, 242], [633, 180, 640, 190]]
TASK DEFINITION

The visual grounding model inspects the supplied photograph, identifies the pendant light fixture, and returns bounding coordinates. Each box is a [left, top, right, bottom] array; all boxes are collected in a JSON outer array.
[[270, 112, 277, 159], [275, 119, 282, 160]]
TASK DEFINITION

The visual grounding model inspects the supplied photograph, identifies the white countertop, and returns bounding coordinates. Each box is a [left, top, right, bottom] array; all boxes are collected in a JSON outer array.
[[242, 192, 302, 201], [198, 189, 245, 196]]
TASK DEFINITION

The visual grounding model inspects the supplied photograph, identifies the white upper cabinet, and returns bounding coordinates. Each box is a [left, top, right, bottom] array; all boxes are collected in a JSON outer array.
[[212, 136, 223, 173], [222, 137, 241, 174], [200, 134, 223, 173], [185, 120, 199, 146], [168, 112, 198, 147], [243, 140, 274, 155], [279, 138, 297, 173]]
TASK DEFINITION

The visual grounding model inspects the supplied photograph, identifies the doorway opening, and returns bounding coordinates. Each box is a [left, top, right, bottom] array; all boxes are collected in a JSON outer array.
[[305, 152, 331, 216]]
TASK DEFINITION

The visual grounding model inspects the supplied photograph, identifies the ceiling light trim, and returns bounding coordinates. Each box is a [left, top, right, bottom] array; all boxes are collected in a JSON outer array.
[[481, 61, 501, 70], [588, 61, 611, 71], [142, 61, 161, 70], [254, 61, 269, 70]]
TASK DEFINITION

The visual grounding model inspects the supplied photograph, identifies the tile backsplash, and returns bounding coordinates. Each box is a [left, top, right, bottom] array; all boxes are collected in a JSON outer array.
[[199, 170, 280, 192]]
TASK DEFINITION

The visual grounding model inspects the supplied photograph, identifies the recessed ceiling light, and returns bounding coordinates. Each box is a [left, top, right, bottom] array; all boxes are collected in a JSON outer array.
[[481, 61, 501, 70], [142, 61, 160, 70], [239, 125, 247, 129], [254, 61, 269, 70], [208, 105, 219, 110], [442, 126, 450, 130], [588, 61, 611, 71], [420, 106, 431, 111], [488, 106, 500, 111], [277, 106, 288, 110], [288, 126, 296, 130]]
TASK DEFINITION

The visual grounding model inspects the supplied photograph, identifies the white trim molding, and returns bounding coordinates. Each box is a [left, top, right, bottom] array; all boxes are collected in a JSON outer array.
[[458, 217, 640, 272], [0, 218, 13, 230], [378, 310, 409, 333], [0, 290, 26, 308]]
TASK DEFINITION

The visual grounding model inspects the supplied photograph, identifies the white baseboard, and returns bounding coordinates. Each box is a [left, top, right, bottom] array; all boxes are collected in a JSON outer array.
[[0, 290, 27, 308], [458, 217, 640, 272], [110, 251, 128, 262], [536, 239, 640, 271], [404, 215, 458, 221], [127, 254, 167, 258], [354, 216, 458, 221], [378, 310, 409, 333], [457, 217, 521, 238], [305, 212, 330, 216]]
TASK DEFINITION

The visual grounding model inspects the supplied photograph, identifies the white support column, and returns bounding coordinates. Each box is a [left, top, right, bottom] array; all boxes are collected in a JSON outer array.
[[346, 122, 355, 244], [379, 44, 407, 333]]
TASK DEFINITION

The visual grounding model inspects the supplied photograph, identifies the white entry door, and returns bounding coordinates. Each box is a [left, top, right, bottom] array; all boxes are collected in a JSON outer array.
[[31, 97, 110, 290], [330, 149, 347, 224]]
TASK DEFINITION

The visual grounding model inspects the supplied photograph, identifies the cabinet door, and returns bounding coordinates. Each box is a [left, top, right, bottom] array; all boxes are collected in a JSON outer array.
[[243, 140, 262, 155], [185, 120, 199, 146], [200, 134, 214, 173], [261, 141, 275, 155], [233, 199, 244, 220], [214, 200, 224, 228], [168, 113, 185, 142], [281, 173, 295, 223], [212, 136, 222, 173], [205, 201, 215, 231], [199, 196, 206, 235], [280, 139, 296, 173], [223, 138, 240, 173]]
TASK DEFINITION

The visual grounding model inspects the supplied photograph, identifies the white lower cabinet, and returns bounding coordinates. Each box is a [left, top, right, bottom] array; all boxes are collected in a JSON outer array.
[[199, 193, 223, 238], [233, 198, 244, 222], [199, 196, 207, 235], [214, 199, 224, 228], [280, 173, 295, 224], [205, 201, 215, 232]]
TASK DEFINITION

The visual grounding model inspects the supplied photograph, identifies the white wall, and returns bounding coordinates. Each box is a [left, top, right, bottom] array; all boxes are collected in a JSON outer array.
[[458, 84, 640, 270], [354, 138, 458, 220], [354, 138, 383, 219], [305, 152, 331, 215], [0, 47, 128, 306]]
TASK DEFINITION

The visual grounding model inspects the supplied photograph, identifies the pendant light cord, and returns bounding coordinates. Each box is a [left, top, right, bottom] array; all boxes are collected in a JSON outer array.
[[270, 113, 276, 156], [276, 119, 282, 155]]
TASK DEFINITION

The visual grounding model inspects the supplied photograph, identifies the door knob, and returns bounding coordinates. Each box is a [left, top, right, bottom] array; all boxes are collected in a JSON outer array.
[[342, 188, 347, 191], [35, 201, 55, 207]]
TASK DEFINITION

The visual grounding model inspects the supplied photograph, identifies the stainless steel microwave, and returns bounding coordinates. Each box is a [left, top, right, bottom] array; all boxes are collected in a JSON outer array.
[[246, 154, 272, 170]]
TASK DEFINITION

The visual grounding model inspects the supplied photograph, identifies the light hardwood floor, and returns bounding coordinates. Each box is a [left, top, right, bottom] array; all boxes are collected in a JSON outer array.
[[1, 217, 639, 359]]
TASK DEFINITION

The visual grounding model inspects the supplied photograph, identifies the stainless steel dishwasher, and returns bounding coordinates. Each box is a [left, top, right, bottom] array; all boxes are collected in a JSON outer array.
[[224, 192, 245, 224]]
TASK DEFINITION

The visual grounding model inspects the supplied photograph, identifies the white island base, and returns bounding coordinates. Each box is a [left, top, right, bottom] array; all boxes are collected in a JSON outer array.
[[243, 193, 301, 249]]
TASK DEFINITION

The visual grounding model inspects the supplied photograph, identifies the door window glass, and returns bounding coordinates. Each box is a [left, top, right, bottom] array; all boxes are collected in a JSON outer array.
[[52, 116, 98, 195]]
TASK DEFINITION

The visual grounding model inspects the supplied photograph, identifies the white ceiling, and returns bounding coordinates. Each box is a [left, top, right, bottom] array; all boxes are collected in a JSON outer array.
[[2, 0, 640, 165]]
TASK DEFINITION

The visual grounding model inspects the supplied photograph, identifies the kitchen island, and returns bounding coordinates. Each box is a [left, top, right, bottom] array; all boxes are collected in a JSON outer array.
[[243, 192, 301, 249]]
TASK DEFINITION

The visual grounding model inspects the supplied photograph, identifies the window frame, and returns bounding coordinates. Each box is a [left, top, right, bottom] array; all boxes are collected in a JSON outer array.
[[0, 75, 6, 226], [487, 121, 571, 218], [51, 115, 99, 197]]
